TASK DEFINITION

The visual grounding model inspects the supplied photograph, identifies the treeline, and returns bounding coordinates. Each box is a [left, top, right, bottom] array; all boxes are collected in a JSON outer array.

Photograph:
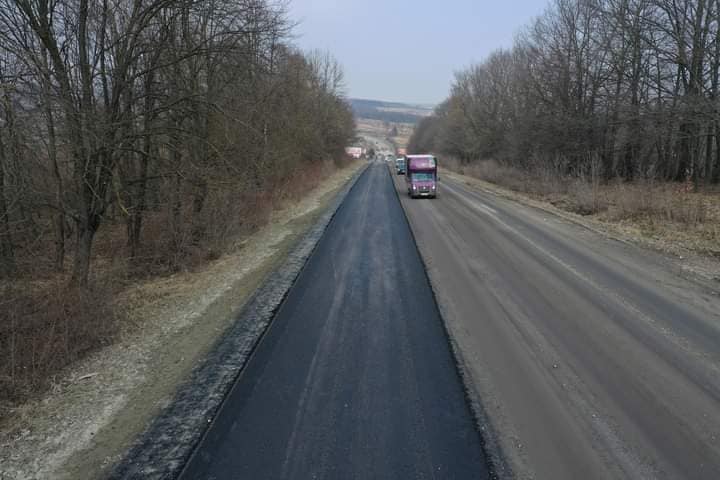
[[410, 0, 720, 185], [0, 0, 354, 285], [350, 99, 425, 124]]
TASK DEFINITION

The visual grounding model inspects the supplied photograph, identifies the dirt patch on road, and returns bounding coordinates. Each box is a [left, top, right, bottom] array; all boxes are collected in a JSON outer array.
[[0, 161, 364, 480]]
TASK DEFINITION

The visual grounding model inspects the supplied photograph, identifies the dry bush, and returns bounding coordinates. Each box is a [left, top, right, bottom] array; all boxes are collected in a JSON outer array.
[[0, 281, 119, 411], [566, 180, 608, 216], [565, 156, 608, 215], [444, 156, 715, 232], [273, 160, 337, 203], [91, 159, 345, 280], [610, 181, 708, 226], [453, 158, 566, 198], [160, 160, 341, 270], [668, 196, 708, 225], [472, 160, 531, 193], [445, 158, 535, 193], [611, 181, 662, 220], [199, 187, 276, 261]]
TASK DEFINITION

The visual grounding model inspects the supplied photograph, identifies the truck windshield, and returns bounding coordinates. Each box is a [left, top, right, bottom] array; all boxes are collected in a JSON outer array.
[[412, 173, 434, 181]]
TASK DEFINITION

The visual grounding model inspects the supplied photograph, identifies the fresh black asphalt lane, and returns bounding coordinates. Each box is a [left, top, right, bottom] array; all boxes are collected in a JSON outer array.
[[179, 163, 489, 479]]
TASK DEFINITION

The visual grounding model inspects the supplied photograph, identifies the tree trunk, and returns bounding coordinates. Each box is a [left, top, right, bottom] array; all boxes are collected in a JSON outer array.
[[70, 216, 98, 286], [129, 68, 156, 259], [0, 136, 14, 275], [707, 0, 720, 184], [0, 68, 15, 275], [41, 50, 65, 271], [51, 148, 65, 272], [714, 123, 720, 184], [128, 157, 149, 260], [677, 123, 692, 181], [705, 123, 715, 181]]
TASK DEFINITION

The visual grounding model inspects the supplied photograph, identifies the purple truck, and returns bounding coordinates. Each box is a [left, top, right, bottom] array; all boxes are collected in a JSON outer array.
[[405, 155, 438, 198]]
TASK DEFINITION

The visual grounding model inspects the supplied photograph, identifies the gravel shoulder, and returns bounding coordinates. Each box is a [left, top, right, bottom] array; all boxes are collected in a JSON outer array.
[[0, 161, 364, 480]]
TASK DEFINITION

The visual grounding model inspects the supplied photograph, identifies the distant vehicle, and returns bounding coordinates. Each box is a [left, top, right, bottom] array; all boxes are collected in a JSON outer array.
[[345, 146, 363, 159], [395, 157, 406, 175], [396, 147, 407, 156], [406, 155, 437, 198]]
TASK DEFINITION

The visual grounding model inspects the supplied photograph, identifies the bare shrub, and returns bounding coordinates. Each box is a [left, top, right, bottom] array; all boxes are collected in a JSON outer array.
[[0, 281, 118, 408], [611, 182, 654, 220], [443, 154, 715, 231], [117, 159, 346, 278], [443, 157, 528, 192], [566, 154, 608, 215], [665, 194, 708, 225], [567, 180, 606, 215], [199, 187, 275, 260], [478, 160, 528, 192], [610, 181, 708, 226]]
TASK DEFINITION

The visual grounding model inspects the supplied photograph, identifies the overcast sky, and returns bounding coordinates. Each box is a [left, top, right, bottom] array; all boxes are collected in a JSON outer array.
[[288, 0, 548, 105]]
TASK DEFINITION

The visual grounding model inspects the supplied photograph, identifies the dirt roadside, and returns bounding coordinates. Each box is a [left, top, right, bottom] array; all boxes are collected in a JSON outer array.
[[0, 161, 365, 480], [443, 169, 720, 283]]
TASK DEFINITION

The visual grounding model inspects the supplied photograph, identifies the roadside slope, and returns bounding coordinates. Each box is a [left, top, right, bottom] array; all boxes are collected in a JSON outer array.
[[0, 161, 365, 480]]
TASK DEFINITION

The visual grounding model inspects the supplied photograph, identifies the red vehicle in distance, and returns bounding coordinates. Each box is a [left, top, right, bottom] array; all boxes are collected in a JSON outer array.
[[405, 155, 438, 198]]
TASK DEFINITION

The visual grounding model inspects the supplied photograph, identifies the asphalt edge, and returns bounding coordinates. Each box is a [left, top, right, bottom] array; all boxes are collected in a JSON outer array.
[[108, 163, 369, 480], [386, 165, 512, 480]]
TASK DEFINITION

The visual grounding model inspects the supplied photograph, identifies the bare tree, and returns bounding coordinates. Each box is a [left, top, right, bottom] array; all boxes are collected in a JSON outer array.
[[0, 0, 355, 285], [412, 0, 720, 185]]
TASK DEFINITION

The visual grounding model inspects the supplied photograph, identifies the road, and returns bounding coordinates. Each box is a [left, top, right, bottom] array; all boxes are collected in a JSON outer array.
[[180, 163, 489, 479], [393, 170, 720, 479]]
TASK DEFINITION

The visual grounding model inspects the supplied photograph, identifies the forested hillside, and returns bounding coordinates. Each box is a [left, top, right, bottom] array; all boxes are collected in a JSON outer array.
[[350, 98, 431, 124]]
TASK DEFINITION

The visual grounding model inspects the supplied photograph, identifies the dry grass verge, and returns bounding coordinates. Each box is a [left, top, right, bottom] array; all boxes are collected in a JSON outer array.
[[445, 158, 720, 260]]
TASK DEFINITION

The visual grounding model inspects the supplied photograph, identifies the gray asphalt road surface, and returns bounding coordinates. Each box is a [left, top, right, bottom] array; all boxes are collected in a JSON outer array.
[[394, 170, 720, 479], [180, 163, 490, 479]]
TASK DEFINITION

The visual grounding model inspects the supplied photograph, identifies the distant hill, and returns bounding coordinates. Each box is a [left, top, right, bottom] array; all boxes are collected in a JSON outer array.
[[349, 98, 433, 124]]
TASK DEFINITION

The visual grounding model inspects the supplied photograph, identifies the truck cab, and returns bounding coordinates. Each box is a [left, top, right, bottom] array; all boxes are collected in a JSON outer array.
[[405, 155, 438, 198], [395, 157, 406, 175]]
